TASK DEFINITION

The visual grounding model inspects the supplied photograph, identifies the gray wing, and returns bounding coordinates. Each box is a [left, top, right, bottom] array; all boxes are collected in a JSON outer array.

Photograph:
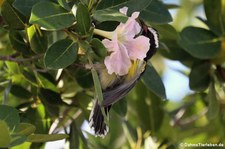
[[102, 75, 140, 107]]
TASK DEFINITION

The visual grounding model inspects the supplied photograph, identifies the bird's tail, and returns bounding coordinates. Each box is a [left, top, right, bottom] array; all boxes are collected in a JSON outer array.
[[89, 100, 110, 137]]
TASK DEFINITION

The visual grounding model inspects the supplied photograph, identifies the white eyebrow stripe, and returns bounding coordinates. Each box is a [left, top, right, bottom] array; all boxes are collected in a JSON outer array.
[[148, 27, 159, 48]]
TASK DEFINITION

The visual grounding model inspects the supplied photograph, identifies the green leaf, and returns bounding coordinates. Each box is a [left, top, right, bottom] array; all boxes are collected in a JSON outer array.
[[91, 67, 109, 124], [1, 0, 25, 29], [189, 62, 211, 91], [93, 9, 128, 23], [142, 64, 166, 99], [76, 3, 91, 35], [44, 39, 78, 69], [179, 27, 221, 59], [139, 0, 172, 24], [0, 120, 11, 148], [207, 83, 220, 120], [204, 0, 225, 35], [96, 0, 125, 9], [127, 81, 164, 132], [91, 68, 103, 103], [36, 73, 58, 92], [27, 25, 48, 54], [10, 84, 32, 99], [29, 1, 75, 30], [9, 31, 29, 55], [153, 24, 178, 40], [0, 105, 20, 130], [98, 0, 151, 13], [165, 3, 180, 9], [57, 0, 71, 11], [5, 61, 21, 74], [10, 135, 26, 147], [38, 88, 64, 117], [104, 0, 172, 24], [91, 38, 107, 59], [75, 68, 93, 88], [15, 123, 36, 136], [39, 88, 64, 105], [21, 105, 50, 134], [27, 134, 68, 142], [22, 70, 38, 86], [13, 0, 39, 17], [69, 122, 80, 149], [159, 39, 193, 61]]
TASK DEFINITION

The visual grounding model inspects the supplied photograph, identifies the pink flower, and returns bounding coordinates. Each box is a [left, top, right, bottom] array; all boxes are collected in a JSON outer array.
[[100, 7, 150, 76]]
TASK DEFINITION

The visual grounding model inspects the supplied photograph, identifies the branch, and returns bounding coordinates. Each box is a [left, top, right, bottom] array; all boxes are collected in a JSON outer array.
[[172, 108, 207, 127], [0, 53, 44, 63]]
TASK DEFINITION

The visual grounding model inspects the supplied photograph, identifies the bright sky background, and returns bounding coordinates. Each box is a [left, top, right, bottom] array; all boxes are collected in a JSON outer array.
[[162, 59, 193, 101], [162, 0, 204, 101]]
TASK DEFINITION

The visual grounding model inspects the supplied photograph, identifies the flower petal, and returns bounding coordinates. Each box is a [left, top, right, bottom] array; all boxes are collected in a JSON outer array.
[[101, 7, 151, 76], [102, 33, 118, 52], [116, 12, 141, 38], [124, 36, 150, 60], [102, 39, 117, 52], [119, 7, 128, 15], [104, 43, 131, 75], [131, 12, 140, 19]]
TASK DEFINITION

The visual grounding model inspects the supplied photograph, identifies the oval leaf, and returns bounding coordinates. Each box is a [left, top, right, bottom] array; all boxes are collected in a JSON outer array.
[[189, 62, 211, 91], [27, 134, 68, 142], [0, 105, 20, 130], [75, 68, 93, 88], [10, 135, 27, 147], [179, 27, 221, 59], [204, 0, 225, 35], [29, 1, 75, 30], [91, 38, 107, 59], [76, 3, 91, 35], [105, 0, 172, 24], [57, 0, 71, 11], [0, 120, 11, 148], [22, 69, 38, 86], [15, 123, 36, 136], [153, 24, 178, 40], [93, 9, 128, 23], [38, 88, 63, 116], [139, 0, 172, 24], [97, 0, 126, 9], [27, 25, 48, 53], [1, 0, 25, 29], [39, 88, 64, 105], [44, 39, 78, 69], [10, 84, 32, 99], [36, 73, 58, 92], [9, 31, 30, 55], [13, 0, 39, 17], [91, 67, 108, 124], [142, 64, 166, 99]]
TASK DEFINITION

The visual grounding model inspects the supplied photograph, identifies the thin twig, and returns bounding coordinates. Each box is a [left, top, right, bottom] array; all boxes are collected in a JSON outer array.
[[0, 53, 44, 63], [24, 65, 49, 73], [173, 108, 208, 127]]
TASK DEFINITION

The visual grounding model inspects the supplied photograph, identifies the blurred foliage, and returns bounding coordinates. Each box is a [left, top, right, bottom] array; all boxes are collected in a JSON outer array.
[[0, 0, 225, 149]]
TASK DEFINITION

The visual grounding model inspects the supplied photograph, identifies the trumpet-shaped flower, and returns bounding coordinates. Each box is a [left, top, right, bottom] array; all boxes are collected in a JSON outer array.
[[100, 7, 150, 76]]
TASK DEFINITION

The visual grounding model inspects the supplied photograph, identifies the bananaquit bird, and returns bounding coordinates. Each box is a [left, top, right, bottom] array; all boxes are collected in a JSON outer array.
[[89, 23, 159, 137]]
